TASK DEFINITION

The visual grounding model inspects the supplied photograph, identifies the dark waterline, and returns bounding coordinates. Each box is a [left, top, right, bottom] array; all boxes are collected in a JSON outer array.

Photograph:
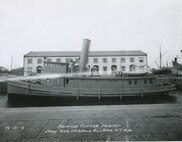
[[0, 91, 181, 108]]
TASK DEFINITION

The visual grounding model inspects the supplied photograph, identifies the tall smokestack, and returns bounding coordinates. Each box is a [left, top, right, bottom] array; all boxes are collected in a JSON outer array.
[[80, 39, 91, 72]]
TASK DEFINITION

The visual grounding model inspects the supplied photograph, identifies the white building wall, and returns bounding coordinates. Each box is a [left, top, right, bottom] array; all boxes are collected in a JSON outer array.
[[24, 57, 44, 76], [24, 54, 148, 76], [24, 56, 80, 76], [87, 56, 147, 74]]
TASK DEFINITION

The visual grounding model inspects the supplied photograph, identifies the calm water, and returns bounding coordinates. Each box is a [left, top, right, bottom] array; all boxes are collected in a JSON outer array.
[[0, 91, 182, 108]]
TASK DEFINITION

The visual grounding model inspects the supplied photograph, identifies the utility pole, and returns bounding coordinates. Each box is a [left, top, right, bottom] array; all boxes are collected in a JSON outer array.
[[166, 60, 168, 67], [160, 45, 162, 68], [10, 56, 13, 71], [181, 50, 182, 64]]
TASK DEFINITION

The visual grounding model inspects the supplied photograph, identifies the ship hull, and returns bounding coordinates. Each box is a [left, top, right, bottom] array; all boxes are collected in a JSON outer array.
[[8, 81, 176, 99]]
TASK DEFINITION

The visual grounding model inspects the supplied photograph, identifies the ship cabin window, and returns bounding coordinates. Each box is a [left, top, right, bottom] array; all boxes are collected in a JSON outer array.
[[144, 79, 147, 84], [57, 79, 61, 84], [129, 80, 132, 84], [150, 79, 153, 84], [135, 80, 137, 84], [66, 78, 69, 84]]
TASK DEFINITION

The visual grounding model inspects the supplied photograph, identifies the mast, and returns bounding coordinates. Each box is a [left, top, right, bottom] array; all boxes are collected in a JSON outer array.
[[159, 45, 167, 69]]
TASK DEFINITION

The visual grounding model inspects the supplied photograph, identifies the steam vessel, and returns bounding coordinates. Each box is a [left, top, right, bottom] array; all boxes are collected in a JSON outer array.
[[8, 39, 176, 99], [169, 57, 182, 90]]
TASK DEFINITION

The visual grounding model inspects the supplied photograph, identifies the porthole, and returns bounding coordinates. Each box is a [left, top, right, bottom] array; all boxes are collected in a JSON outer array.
[[129, 80, 131, 84], [135, 80, 137, 84]]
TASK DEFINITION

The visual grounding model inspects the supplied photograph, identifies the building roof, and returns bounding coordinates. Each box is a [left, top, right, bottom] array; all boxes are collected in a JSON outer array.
[[0, 66, 9, 71], [44, 61, 68, 65], [24, 50, 147, 57], [11, 67, 24, 71]]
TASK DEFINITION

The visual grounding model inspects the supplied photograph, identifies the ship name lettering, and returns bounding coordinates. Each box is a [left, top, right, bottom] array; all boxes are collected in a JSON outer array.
[[80, 124, 99, 128], [57, 124, 78, 129], [101, 123, 121, 128]]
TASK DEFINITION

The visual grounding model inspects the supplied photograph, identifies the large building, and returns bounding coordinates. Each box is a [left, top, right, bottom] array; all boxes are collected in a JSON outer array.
[[23, 50, 148, 76]]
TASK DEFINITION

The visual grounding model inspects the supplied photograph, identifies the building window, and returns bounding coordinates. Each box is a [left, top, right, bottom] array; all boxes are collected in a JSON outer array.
[[130, 58, 135, 63], [37, 59, 42, 64], [103, 66, 107, 72], [27, 67, 32, 73], [65, 58, 71, 63], [27, 59, 33, 64], [102, 58, 107, 63], [121, 58, 125, 63], [56, 58, 61, 62], [112, 58, 116, 63], [121, 66, 126, 71], [75, 58, 80, 62], [93, 58, 98, 63], [36, 66, 42, 73], [111, 65, 117, 73], [47, 59, 52, 62], [129, 65, 136, 72], [139, 57, 144, 63]]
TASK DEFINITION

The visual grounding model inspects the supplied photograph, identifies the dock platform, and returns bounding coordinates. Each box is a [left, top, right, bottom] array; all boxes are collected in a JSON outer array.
[[0, 103, 182, 141]]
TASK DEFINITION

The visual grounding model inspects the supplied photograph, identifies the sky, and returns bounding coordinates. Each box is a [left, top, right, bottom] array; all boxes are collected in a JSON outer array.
[[0, 0, 182, 70]]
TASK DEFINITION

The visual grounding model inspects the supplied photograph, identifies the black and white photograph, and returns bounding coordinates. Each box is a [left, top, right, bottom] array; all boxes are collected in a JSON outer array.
[[0, 0, 182, 141]]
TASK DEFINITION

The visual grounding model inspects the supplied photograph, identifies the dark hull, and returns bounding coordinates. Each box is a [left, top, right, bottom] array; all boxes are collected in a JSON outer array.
[[170, 77, 182, 90], [152, 68, 172, 75], [8, 80, 176, 99]]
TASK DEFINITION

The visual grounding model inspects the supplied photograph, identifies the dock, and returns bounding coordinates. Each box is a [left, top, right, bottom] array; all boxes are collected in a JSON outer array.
[[0, 102, 182, 141]]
